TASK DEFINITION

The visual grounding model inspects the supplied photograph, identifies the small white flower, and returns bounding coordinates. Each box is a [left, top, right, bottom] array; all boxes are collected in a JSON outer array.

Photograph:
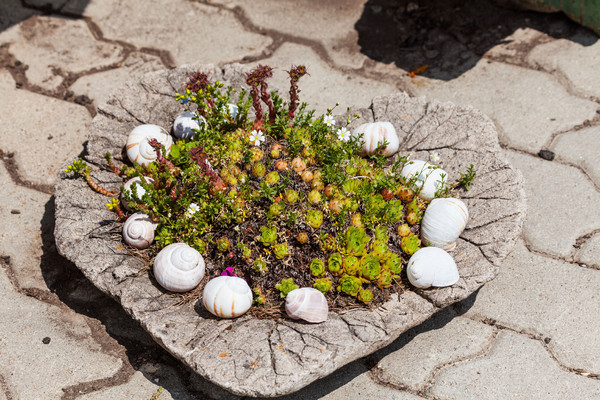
[[323, 114, 336, 127], [249, 129, 265, 146], [337, 127, 350, 142], [186, 203, 200, 217], [430, 152, 441, 164]]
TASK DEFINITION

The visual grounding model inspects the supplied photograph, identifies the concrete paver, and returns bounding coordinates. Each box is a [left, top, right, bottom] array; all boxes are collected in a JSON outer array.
[[528, 38, 600, 100], [258, 42, 398, 115], [432, 330, 600, 400], [372, 316, 495, 392], [506, 149, 600, 258], [465, 241, 600, 374], [0, 266, 122, 399], [552, 125, 600, 188], [0, 70, 90, 187], [410, 59, 598, 152], [79, 0, 272, 66], [576, 233, 600, 268], [0, 15, 124, 91]]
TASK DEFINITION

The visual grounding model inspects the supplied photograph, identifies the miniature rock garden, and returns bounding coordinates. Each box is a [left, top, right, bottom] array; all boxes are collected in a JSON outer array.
[[54, 63, 525, 396]]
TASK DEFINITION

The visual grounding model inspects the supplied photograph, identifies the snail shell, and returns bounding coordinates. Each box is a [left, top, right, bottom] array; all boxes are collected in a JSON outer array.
[[421, 198, 469, 251], [122, 212, 157, 249], [202, 276, 253, 318], [173, 112, 206, 139], [120, 176, 154, 211], [407, 247, 459, 289], [126, 124, 173, 166], [285, 287, 328, 323], [352, 122, 399, 157], [401, 160, 447, 201], [226, 103, 238, 119], [153, 243, 205, 292]]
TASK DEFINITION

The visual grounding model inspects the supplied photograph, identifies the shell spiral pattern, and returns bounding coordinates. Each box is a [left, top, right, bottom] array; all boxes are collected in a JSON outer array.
[[126, 124, 173, 166], [352, 121, 400, 157], [285, 287, 329, 323], [202, 276, 253, 318], [122, 212, 157, 249], [153, 243, 205, 292], [421, 198, 469, 251], [407, 247, 459, 289]]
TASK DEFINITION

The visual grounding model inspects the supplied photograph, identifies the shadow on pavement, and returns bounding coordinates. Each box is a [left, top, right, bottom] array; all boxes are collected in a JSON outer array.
[[355, 0, 598, 80], [0, 0, 91, 33]]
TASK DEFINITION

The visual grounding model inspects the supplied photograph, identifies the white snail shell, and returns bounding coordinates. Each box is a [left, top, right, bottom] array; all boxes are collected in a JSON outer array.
[[126, 124, 173, 166], [172, 112, 206, 139], [120, 176, 154, 211], [202, 276, 253, 318], [407, 247, 459, 289], [352, 122, 399, 157], [226, 103, 238, 119], [401, 160, 447, 201], [421, 198, 469, 251], [285, 287, 328, 323], [153, 243, 205, 292], [122, 212, 157, 249]]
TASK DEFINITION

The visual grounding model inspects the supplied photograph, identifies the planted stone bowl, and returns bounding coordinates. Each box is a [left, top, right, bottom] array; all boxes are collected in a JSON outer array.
[[54, 64, 525, 397]]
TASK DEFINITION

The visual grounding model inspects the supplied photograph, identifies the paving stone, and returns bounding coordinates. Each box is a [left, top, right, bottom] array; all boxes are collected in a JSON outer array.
[[0, 267, 122, 399], [71, 51, 166, 107], [80, 0, 271, 65], [208, 0, 368, 69], [257, 42, 398, 115], [432, 330, 600, 399], [0, 15, 124, 91], [483, 27, 551, 66], [527, 37, 600, 100], [0, 163, 51, 291], [505, 149, 600, 257], [410, 59, 598, 152], [0, 70, 90, 187], [552, 125, 600, 188], [372, 316, 495, 392], [81, 363, 193, 400], [464, 240, 600, 374], [575, 233, 600, 268]]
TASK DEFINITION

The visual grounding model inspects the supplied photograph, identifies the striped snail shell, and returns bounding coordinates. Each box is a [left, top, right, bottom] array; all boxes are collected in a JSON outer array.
[[352, 122, 399, 157], [153, 243, 205, 292], [122, 212, 157, 249], [202, 276, 253, 318], [126, 124, 173, 166], [285, 287, 328, 323]]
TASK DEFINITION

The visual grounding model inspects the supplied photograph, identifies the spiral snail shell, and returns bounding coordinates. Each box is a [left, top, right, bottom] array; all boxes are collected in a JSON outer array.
[[172, 112, 206, 139], [202, 276, 253, 318], [120, 176, 154, 211], [153, 243, 205, 292], [352, 122, 399, 157], [406, 247, 459, 289], [401, 160, 447, 201], [421, 198, 469, 251], [122, 212, 157, 249], [285, 287, 328, 323], [126, 124, 173, 166]]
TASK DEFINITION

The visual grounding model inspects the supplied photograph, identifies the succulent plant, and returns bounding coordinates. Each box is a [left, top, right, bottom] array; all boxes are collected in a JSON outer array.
[[376, 270, 395, 289], [284, 189, 299, 204], [258, 226, 278, 246], [320, 233, 337, 252], [297, 231, 309, 244], [306, 209, 324, 229], [401, 232, 421, 256], [253, 287, 266, 305], [337, 274, 362, 297], [361, 254, 381, 281], [253, 258, 268, 274], [345, 226, 369, 256], [328, 252, 343, 275], [251, 162, 266, 178], [313, 277, 333, 293], [265, 171, 280, 185], [216, 237, 231, 253], [275, 278, 299, 298], [309, 258, 326, 276], [342, 255, 361, 276], [383, 252, 403, 274], [357, 288, 373, 304], [308, 190, 322, 205], [273, 242, 289, 259], [397, 223, 411, 237]]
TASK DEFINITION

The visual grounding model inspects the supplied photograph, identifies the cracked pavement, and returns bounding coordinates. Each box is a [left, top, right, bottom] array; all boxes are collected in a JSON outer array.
[[0, 0, 599, 398]]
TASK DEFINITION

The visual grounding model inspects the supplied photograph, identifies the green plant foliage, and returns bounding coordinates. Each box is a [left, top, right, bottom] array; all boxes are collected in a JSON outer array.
[[328, 252, 343, 275], [357, 288, 373, 304], [401, 232, 421, 256], [345, 226, 369, 256], [275, 278, 299, 298], [361, 254, 381, 281], [337, 274, 362, 297], [309, 259, 326, 276], [342, 255, 361, 276], [313, 277, 333, 293], [258, 226, 277, 246]]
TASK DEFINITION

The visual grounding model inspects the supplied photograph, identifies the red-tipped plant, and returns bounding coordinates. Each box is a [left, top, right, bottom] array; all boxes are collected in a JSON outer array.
[[287, 65, 308, 120]]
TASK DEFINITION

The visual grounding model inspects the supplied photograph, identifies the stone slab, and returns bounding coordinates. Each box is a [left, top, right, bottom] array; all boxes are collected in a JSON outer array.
[[465, 240, 600, 374], [0, 265, 122, 399], [0, 70, 90, 187], [0, 15, 124, 92], [410, 59, 598, 152], [552, 125, 600, 188], [576, 233, 600, 268], [373, 316, 495, 391], [432, 330, 600, 399], [505, 149, 600, 258], [78, 0, 272, 66], [54, 63, 525, 397], [528, 37, 600, 100]]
